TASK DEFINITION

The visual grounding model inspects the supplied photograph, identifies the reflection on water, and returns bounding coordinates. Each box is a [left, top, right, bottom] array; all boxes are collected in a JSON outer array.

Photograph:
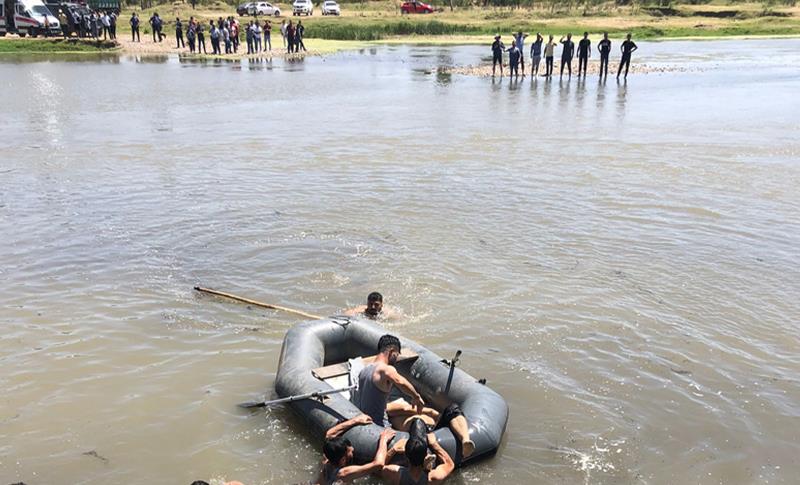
[[1, 39, 800, 485]]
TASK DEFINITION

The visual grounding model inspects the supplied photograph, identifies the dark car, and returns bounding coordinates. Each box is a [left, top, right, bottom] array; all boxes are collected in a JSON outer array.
[[237, 2, 254, 15], [400, 0, 434, 14]]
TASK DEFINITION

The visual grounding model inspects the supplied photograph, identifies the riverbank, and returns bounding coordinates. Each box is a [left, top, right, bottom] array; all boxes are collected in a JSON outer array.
[[114, 1, 800, 41], [0, 37, 118, 54]]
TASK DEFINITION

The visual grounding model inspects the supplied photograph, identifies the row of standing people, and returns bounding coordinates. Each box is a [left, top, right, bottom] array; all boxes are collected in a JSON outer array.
[[492, 31, 639, 80], [56, 9, 117, 40], [129, 12, 307, 55]]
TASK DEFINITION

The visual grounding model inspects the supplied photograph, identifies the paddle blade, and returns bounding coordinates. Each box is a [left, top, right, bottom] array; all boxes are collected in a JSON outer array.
[[238, 400, 267, 409]]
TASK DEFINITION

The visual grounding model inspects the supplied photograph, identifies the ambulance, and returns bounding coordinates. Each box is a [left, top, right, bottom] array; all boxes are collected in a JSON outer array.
[[1, 0, 61, 37]]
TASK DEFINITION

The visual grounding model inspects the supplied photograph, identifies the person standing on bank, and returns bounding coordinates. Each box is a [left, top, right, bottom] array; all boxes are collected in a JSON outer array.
[[196, 20, 206, 54], [530, 32, 543, 77], [175, 17, 185, 48], [130, 12, 140, 42], [617, 33, 638, 79], [577, 31, 591, 77], [280, 19, 288, 48], [559, 33, 574, 79], [264, 20, 271, 51], [597, 32, 611, 78], [544, 34, 556, 77], [149, 12, 161, 43], [296, 20, 306, 52], [187, 19, 196, 53]]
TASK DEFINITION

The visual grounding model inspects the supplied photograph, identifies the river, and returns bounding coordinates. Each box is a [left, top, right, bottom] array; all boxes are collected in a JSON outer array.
[[1, 39, 799, 484]]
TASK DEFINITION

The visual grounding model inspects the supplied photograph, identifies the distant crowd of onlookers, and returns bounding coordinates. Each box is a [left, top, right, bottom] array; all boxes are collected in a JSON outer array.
[[52, 6, 118, 40], [129, 12, 308, 55]]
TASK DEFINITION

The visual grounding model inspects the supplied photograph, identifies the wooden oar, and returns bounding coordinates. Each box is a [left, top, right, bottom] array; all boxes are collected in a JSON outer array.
[[193, 286, 322, 320], [238, 385, 356, 409]]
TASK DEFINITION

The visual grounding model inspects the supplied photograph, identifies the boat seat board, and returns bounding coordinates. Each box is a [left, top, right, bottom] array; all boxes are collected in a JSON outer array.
[[312, 349, 419, 380]]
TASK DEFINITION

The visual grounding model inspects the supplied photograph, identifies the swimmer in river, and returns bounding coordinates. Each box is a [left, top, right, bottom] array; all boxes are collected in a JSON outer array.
[[315, 417, 395, 485], [344, 292, 400, 321], [350, 334, 476, 457]]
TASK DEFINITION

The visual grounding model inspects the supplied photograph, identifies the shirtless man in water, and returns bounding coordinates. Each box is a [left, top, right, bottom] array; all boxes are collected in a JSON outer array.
[[344, 292, 399, 320], [351, 334, 475, 457], [315, 415, 395, 485]]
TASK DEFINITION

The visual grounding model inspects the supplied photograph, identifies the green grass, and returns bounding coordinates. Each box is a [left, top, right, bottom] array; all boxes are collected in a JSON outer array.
[[302, 17, 800, 40], [0, 38, 119, 53]]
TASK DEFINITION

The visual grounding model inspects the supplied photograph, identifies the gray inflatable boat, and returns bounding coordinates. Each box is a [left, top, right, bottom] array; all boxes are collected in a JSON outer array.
[[274, 316, 508, 465]]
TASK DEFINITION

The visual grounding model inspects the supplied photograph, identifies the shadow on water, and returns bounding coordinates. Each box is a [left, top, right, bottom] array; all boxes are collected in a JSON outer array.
[[616, 77, 628, 119]]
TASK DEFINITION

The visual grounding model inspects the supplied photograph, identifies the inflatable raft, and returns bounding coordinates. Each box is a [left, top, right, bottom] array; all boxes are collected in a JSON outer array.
[[274, 316, 508, 465]]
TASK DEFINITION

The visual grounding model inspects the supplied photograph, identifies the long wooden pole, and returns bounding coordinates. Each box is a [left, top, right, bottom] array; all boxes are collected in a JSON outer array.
[[193, 286, 322, 320]]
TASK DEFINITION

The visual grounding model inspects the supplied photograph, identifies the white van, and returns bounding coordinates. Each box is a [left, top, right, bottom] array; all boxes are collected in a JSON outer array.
[[1, 0, 60, 37]]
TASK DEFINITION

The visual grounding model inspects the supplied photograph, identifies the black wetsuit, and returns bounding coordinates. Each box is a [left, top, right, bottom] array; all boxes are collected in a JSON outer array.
[[577, 38, 590, 75], [560, 39, 574, 77], [598, 39, 611, 77], [618, 39, 637, 78]]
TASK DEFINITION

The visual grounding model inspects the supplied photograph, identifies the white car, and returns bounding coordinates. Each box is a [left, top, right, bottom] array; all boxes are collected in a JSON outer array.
[[321, 0, 340, 15], [292, 0, 313, 16], [249, 1, 281, 16]]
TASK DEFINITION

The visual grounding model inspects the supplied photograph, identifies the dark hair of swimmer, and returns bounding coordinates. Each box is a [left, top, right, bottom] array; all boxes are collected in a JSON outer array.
[[191, 481, 210, 485], [323, 436, 352, 465], [405, 437, 428, 467], [378, 334, 401, 354], [367, 292, 383, 303]]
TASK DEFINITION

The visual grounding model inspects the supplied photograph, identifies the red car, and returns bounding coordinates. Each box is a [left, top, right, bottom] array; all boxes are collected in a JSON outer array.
[[400, 1, 434, 14]]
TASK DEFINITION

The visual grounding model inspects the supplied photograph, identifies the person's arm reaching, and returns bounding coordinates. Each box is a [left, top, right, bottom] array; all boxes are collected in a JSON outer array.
[[427, 433, 455, 483], [325, 414, 372, 440], [382, 366, 424, 411], [337, 428, 396, 482]]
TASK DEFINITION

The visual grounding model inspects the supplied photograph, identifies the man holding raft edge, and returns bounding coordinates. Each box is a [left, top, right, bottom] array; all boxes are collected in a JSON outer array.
[[350, 334, 476, 458], [315, 416, 396, 485]]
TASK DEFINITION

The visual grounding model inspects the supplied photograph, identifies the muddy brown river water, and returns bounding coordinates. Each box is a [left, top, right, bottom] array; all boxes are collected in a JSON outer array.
[[1, 39, 799, 485]]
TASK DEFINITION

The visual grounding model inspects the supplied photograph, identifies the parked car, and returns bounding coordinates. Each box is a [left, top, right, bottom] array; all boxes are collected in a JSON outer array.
[[321, 0, 339, 15], [292, 0, 312, 16], [248, 1, 281, 16], [237, 2, 254, 15], [400, 0, 434, 14]]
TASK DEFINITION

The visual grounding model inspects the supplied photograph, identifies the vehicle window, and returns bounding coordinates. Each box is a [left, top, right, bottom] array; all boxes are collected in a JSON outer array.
[[16, 4, 26, 14], [33, 5, 51, 15]]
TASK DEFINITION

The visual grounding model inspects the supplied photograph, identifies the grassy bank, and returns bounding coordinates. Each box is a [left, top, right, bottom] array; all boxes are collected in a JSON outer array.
[[114, 1, 800, 41], [0, 38, 119, 54]]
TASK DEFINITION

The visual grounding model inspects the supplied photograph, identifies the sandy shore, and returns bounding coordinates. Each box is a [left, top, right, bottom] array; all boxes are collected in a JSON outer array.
[[114, 35, 360, 58]]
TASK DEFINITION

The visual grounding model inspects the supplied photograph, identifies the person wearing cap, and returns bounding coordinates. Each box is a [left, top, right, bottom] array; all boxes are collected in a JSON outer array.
[[491, 34, 505, 77], [316, 415, 396, 485]]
